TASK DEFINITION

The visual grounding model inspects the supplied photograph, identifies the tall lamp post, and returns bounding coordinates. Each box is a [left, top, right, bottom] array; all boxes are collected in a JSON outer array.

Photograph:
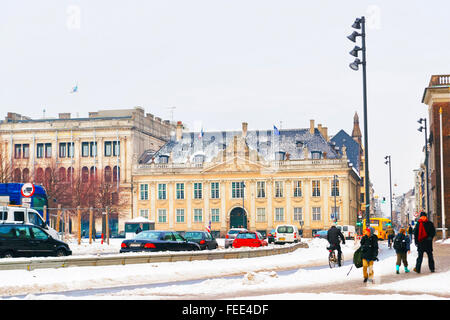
[[418, 118, 430, 217], [384, 155, 393, 224], [348, 16, 370, 227], [333, 175, 338, 223]]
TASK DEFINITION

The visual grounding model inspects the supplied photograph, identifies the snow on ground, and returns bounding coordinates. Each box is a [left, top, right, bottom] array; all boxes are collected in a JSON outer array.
[[0, 238, 449, 300]]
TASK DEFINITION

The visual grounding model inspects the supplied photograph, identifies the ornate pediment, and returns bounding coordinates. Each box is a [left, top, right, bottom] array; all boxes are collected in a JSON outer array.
[[202, 156, 270, 173]]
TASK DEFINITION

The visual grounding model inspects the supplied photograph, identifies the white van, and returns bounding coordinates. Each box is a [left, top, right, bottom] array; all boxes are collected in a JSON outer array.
[[275, 224, 300, 244], [337, 225, 356, 239], [0, 206, 60, 239]]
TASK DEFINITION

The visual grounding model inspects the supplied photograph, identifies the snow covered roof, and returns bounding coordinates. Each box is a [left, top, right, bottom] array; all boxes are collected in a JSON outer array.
[[141, 127, 342, 164]]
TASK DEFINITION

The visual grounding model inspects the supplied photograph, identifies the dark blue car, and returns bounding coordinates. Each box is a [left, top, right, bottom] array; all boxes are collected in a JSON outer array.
[[120, 230, 200, 253]]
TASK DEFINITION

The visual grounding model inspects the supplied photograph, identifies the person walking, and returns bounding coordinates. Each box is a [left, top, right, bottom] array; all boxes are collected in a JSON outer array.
[[413, 212, 436, 273], [408, 224, 414, 243], [327, 222, 346, 267], [386, 224, 395, 249], [360, 227, 378, 283], [393, 228, 410, 274]]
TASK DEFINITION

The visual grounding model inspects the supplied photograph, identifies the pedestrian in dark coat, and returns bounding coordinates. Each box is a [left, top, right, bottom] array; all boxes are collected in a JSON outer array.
[[360, 228, 378, 283], [408, 224, 413, 242], [413, 212, 436, 273], [327, 223, 346, 266], [394, 228, 410, 274]]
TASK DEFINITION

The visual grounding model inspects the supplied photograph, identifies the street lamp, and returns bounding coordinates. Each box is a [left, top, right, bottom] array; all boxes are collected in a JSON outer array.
[[333, 175, 338, 223], [384, 155, 393, 224], [348, 16, 370, 227], [242, 181, 246, 228], [418, 118, 430, 217]]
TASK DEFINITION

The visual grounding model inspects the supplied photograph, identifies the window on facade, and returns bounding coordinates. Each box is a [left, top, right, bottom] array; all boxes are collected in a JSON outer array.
[[294, 207, 303, 222], [194, 154, 205, 163], [104, 141, 112, 157], [22, 144, 29, 159], [159, 155, 169, 164], [44, 143, 52, 158], [58, 167, 66, 182], [331, 179, 339, 196], [275, 151, 286, 161], [211, 208, 220, 222], [312, 207, 321, 221], [13, 168, 21, 182], [257, 181, 265, 198], [293, 181, 302, 197], [90, 142, 97, 157], [113, 166, 120, 182], [176, 183, 185, 200], [81, 167, 89, 183], [193, 209, 203, 223], [210, 182, 219, 199], [193, 183, 202, 199], [140, 184, 149, 200], [14, 144, 21, 159], [176, 209, 185, 223], [275, 208, 284, 222], [257, 208, 266, 222], [59, 143, 66, 158], [113, 141, 120, 156], [82, 142, 90, 157], [104, 166, 112, 183], [158, 184, 167, 200], [331, 207, 340, 221], [312, 180, 321, 197], [139, 209, 149, 219], [22, 168, 30, 182], [360, 193, 365, 203], [158, 209, 167, 223], [275, 181, 283, 198], [232, 182, 245, 199], [36, 143, 44, 158], [68, 142, 74, 158]]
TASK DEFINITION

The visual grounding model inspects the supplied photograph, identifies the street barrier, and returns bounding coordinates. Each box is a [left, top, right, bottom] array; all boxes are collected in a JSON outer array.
[[0, 242, 308, 271]]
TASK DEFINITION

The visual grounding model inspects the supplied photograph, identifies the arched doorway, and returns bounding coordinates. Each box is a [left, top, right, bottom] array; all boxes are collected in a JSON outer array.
[[229, 207, 247, 229]]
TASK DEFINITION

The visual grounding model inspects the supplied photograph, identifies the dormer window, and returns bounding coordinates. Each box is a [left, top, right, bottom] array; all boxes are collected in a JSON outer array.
[[311, 151, 322, 159], [275, 151, 286, 161], [159, 155, 169, 163], [194, 154, 205, 163], [296, 141, 303, 148]]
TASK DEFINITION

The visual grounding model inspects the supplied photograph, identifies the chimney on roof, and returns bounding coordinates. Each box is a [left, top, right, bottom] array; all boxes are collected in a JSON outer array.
[[310, 120, 315, 135], [242, 122, 248, 138], [59, 113, 71, 119], [176, 121, 183, 141], [322, 127, 328, 141]]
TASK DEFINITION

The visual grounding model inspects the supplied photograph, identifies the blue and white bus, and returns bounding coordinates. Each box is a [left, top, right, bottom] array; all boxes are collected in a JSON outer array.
[[0, 183, 49, 222]]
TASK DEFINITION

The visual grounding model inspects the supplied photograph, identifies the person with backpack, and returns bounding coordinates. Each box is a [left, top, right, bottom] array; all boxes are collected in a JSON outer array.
[[394, 227, 410, 274], [413, 212, 436, 273], [360, 227, 378, 283], [327, 222, 346, 267], [386, 224, 395, 249]]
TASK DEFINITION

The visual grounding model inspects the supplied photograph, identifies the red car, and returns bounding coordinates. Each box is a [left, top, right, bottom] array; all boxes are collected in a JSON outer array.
[[232, 231, 268, 248]]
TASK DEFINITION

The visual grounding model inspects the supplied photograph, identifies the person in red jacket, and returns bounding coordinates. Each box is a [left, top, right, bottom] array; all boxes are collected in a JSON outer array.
[[413, 212, 436, 273]]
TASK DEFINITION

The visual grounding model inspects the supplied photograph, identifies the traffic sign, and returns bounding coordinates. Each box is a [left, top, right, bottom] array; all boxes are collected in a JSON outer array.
[[21, 183, 35, 198]]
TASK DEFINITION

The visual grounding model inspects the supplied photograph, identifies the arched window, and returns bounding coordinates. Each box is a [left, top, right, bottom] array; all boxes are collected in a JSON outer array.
[[90, 166, 97, 182], [13, 168, 21, 182], [22, 168, 30, 182], [67, 167, 74, 182], [81, 167, 89, 183], [35, 168, 44, 184], [58, 167, 66, 182], [45, 167, 52, 184], [104, 166, 112, 183], [113, 166, 120, 182]]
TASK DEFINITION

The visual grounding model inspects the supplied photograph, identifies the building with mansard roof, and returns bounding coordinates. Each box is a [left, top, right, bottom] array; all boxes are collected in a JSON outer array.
[[132, 119, 361, 237]]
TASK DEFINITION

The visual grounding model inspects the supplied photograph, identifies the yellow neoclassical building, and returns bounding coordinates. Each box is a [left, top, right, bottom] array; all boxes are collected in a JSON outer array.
[[133, 121, 361, 237]]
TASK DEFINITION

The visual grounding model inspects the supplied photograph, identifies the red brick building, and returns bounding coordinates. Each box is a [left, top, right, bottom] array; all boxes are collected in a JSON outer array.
[[422, 74, 449, 238]]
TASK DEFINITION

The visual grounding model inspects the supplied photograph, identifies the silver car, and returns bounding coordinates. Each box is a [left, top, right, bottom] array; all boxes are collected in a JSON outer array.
[[224, 228, 248, 248]]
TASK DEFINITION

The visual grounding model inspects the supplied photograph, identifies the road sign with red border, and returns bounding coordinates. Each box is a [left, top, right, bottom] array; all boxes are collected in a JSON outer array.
[[21, 183, 35, 198]]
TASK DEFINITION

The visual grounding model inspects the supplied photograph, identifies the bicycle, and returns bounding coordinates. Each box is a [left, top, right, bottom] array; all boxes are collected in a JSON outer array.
[[328, 246, 344, 268]]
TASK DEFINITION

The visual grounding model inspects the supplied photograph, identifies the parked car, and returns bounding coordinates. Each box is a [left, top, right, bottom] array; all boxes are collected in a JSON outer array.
[[184, 231, 218, 250], [232, 231, 267, 248], [267, 228, 276, 244], [313, 230, 328, 239], [0, 223, 72, 258], [274, 224, 300, 244], [224, 228, 247, 248], [120, 230, 200, 253]]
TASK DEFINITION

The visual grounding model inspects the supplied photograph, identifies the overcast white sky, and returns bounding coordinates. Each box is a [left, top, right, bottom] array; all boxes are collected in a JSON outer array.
[[1, 0, 449, 216]]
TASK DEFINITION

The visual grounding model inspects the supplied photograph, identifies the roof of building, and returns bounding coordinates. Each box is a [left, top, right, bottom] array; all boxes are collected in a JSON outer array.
[[330, 129, 361, 172], [140, 127, 342, 164]]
